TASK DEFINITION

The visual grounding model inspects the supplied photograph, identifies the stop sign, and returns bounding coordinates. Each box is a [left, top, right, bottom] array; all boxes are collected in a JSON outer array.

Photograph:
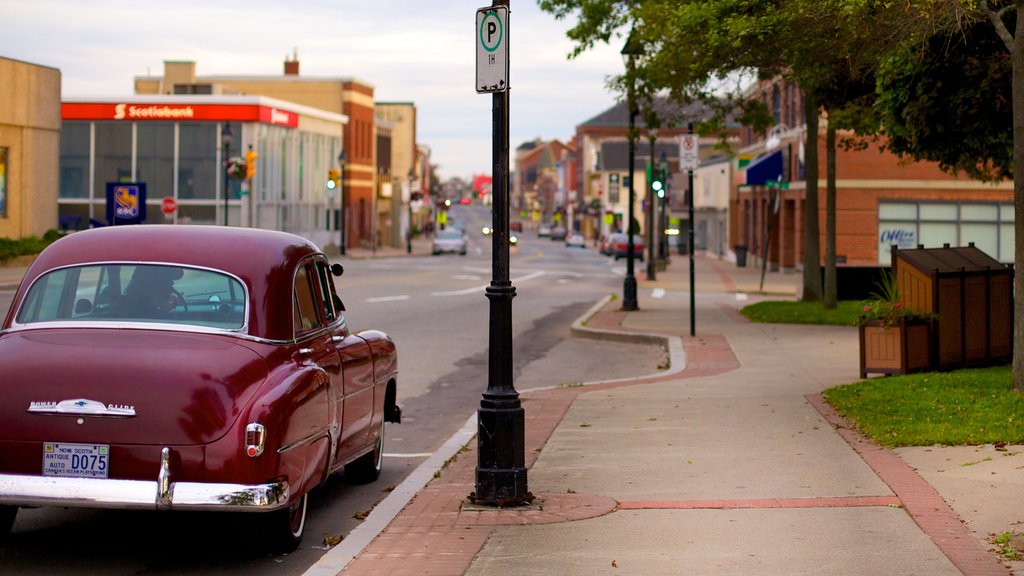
[[160, 196, 177, 215]]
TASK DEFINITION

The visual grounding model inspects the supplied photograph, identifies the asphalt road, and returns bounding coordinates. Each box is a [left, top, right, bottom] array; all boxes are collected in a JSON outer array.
[[0, 204, 668, 575]]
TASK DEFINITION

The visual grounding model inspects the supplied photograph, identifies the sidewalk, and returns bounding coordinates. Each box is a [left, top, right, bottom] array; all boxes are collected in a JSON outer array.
[[322, 254, 1020, 576]]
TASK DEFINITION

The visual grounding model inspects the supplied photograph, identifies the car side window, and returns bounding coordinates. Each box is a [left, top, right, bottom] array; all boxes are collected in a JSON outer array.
[[313, 260, 338, 324], [293, 264, 322, 334]]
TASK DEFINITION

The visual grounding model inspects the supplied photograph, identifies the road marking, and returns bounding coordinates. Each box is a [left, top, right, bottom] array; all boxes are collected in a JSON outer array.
[[431, 270, 546, 296], [452, 275, 483, 281], [652, 288, 666, 298], [366, 295, 411, 303], [383, 452, 433, 458]]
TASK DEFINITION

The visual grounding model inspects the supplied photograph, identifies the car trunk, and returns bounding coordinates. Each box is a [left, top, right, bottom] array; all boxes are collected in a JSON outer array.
[[0, 328, 268, 446]]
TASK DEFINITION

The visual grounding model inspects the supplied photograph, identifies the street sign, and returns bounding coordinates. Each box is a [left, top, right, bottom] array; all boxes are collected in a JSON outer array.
[[160, 196, 177, 215], [680, 135, 699, 170], [476, 6, 509, 93]]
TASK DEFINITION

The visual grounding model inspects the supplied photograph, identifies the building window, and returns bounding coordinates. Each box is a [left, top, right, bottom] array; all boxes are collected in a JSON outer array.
[[60, 123, 91, 199], [178, 123, 216, 200], [878, 201, 1014, 264], [137, 124, 175, 201], [0, 147, 7, 218], [93, 123, 132, 195]]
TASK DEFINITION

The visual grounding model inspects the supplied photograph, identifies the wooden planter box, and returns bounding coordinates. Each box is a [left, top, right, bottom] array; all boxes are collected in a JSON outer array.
[[859, 319, 933, 379]]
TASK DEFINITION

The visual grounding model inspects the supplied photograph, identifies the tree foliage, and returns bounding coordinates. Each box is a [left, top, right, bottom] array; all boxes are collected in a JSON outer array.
[[875, 19, 1014, 182]]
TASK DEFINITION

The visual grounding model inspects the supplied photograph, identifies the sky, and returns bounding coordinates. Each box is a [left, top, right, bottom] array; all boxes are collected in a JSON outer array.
[[2, 0, 627, 181]]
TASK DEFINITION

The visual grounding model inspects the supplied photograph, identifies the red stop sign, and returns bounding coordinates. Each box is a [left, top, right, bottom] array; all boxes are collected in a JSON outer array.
[[160, 196, 177, 215]]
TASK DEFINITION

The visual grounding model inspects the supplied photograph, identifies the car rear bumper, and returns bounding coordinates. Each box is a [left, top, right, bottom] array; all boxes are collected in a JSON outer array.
[[0, 447, 289, 512]]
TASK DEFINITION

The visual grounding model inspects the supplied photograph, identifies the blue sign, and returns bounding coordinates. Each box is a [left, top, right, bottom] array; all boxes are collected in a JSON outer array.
[[105, 183, 147, 225]]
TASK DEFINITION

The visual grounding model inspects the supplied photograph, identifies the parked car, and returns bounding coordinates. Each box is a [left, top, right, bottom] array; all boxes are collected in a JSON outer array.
[[432, 228, 468, 255], [537, 224, 552, 237], [0, 225, 401, 552], [550, 226, 568, 241], [509, 221, 523, 233], [610, 233, 646, 261], [566, 233, 586, 248]]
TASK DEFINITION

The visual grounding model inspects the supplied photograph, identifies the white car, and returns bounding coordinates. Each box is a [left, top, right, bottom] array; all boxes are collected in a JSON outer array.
[[432, 229, 468, 255], [566, 233, 586, 248]]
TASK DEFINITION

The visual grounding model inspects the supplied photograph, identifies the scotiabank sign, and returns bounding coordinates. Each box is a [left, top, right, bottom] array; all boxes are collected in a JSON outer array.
[[62, 102, 299, 128]]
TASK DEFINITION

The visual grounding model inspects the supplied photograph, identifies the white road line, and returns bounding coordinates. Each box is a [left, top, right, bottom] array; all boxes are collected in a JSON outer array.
[[383, 452, 433, 458], [430, 270, 546, 297], [365, 295, 411, 303], [652, 288, 666, 298]]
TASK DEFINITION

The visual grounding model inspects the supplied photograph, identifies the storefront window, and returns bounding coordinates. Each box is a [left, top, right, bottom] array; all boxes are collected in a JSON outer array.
[[60, 123, 90, 199], [94, 123, 132, 194], [137, 124, 174, 200], [179, 123, 216, 200], [0, 147, 7, 217], [878, 201, 1013, 264]]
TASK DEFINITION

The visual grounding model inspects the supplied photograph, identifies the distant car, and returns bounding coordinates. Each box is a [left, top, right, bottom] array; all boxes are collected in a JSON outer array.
[[537, 224, 552, 238], [610, 233, 646, 261], [566, 233, 586, 248], [433, 228, 468, 255], [0, 225, 401, 552], [459, 198, 471, 205], [550, 226, 568, 241], [509, 221, 523, 233]]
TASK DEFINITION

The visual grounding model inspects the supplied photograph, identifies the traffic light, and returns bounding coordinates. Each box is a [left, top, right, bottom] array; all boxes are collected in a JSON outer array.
[[245, 146, 258, 181], [327, 168, 341, 190]]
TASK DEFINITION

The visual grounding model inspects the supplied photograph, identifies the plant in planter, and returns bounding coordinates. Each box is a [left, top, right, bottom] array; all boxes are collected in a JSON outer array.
[[859, 271, 936, 378], [225, 157, 247, 181]]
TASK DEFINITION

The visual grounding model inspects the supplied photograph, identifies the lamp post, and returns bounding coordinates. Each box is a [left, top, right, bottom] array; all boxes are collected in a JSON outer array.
[[338, 150, 347, 255], [222, 123, 233, 226], [621, 30, 641, 311], [646, 129, 657, 281], [659, 151, 669, 262], [407, 168, 415, 254]]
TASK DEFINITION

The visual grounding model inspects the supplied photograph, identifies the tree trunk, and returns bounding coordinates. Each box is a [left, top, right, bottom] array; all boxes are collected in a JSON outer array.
[[824, 117, 837, 309], [802, 92, 823, 302]]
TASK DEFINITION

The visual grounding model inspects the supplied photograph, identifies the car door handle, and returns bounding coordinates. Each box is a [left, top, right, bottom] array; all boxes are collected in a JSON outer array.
[[297, 347, 314, 355], [332, 336, 344, 343]]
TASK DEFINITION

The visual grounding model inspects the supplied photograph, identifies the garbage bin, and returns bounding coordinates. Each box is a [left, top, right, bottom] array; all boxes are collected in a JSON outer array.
[[734, 245, 748, 267]]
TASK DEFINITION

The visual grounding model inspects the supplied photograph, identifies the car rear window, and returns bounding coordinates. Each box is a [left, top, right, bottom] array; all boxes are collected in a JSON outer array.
[[15, 264, 247, 330]]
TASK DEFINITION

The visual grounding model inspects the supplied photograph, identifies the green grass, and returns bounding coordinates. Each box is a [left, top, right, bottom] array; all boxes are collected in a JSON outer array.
[[740, 300, 863, 326], [824, 365, 1024, 447]]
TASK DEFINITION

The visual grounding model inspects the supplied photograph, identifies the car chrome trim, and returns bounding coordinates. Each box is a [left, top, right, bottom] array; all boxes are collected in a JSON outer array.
[[157, 447, 172, 507], [0, 473, 289, 512], [278, 428, 330, 454], [28, 398, 136, 418]]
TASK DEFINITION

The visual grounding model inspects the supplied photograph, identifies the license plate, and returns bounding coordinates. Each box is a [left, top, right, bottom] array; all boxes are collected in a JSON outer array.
[[43, 443, 110, 478]]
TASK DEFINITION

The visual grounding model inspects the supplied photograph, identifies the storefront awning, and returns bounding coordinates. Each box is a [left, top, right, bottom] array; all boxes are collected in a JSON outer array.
[[741, 149, 783, 186]]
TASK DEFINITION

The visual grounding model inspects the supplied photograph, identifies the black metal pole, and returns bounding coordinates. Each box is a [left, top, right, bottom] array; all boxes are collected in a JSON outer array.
[[622, 54, 639, 311], [223, 143, 230, 226], [474, 0, 528, 506], [646, 136, 656, 281], [407, 174, 413, 254], [339, 163, 347, 255], [688, 122, 696, 336]]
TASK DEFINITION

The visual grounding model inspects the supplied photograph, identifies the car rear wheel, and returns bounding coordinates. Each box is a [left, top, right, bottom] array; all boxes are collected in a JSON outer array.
[[264, 493, 307, 554], [345, 419, 384, 484], [0, 506, 17, 543]]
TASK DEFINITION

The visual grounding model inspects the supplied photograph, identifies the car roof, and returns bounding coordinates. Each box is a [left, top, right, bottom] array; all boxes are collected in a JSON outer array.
[[14, 225, 321, 340]]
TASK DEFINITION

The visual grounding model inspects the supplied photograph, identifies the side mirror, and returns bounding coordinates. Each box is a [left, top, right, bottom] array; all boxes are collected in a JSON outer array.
[[330, 263, 344, 277]]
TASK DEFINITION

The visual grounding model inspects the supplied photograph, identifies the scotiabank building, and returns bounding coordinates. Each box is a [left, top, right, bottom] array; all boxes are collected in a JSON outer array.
[[60, 96, 348, 248]]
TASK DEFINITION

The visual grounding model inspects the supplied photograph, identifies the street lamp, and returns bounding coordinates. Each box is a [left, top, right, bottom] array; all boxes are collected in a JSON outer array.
[[222, 123, 233, 226], [659, 151, 669, 261], [646, 128, 658, 281], [407, 168, 415, 254], [621, 29, 641, 311], [338, 150, 347, 255]]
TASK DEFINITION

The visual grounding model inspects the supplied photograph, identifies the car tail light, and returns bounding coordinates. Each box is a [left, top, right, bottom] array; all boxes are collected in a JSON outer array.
[[245, 423, 266, 458]]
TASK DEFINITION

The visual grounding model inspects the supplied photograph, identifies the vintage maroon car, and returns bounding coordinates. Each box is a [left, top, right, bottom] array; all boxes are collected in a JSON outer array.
[[0, 225, 400, 552]]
